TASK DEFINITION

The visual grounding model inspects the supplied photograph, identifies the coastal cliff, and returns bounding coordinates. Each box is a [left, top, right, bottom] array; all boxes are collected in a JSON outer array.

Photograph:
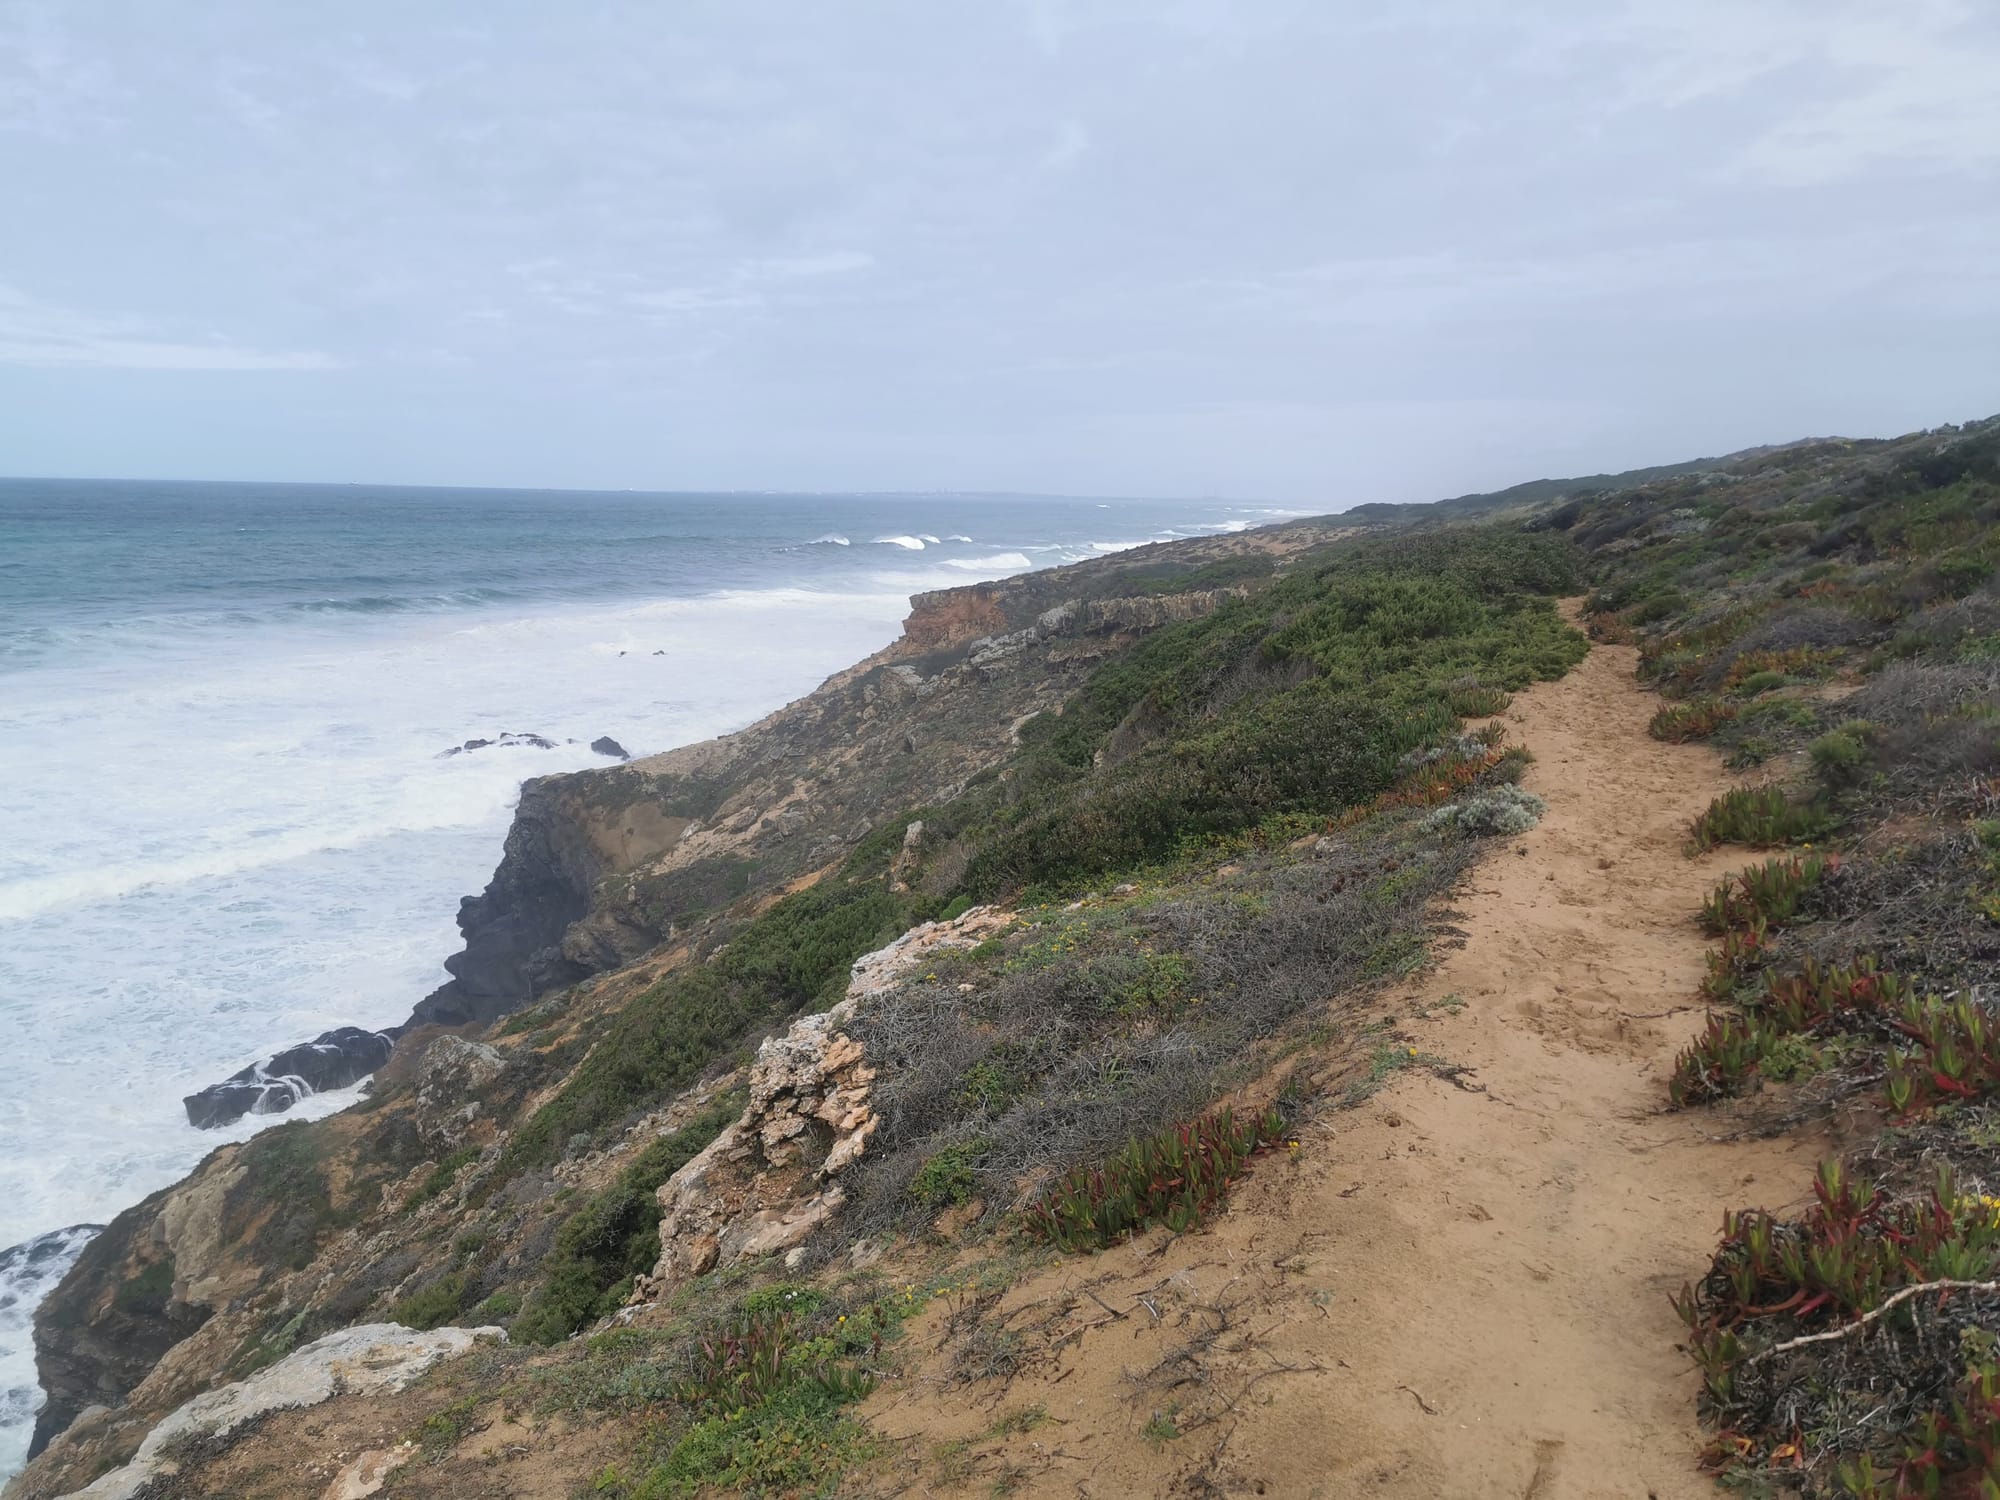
[[27, 421, 1998, 1499], [13, 519, 1356, 1495]]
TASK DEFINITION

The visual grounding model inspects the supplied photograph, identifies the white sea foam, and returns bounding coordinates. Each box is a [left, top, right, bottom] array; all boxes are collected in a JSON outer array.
[[917, 533, 940, 544], [940, 551, 1033, 573], [0, 584, 909, 1248], [871, 534, 927, 550], [0, 1225, 101, 1475]]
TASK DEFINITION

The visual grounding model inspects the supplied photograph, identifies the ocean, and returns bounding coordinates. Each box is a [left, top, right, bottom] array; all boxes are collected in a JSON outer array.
[[0, 477, 1290, 1472]]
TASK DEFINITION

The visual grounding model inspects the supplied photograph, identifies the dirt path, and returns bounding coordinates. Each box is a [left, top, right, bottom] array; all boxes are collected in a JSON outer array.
[[866, 615, 1825, 1499]]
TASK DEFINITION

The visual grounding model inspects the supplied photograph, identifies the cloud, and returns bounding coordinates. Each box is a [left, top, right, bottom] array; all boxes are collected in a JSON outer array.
[[0, 2, 1992, 493], [1601, 0, 2000, 181], [0, 4, 122, 138], [747, 251, 875, 279], [628, 250, 875, 319], [0, 284, 338, 371]]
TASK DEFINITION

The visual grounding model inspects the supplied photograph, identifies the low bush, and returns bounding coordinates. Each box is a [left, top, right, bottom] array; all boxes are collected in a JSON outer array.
[[908, 1141, 983, 1208], [1668, 955, 1903, 1107], [938, 528, 1586, 900], [626, 1302, 882, 1498], [1698, 852, 1837, 937], [1808, 719, 1878, 788], [391, 1270, 471, 1331], [502, 882, 910, 1172], [1726, 647, 1837, 689], [1020, 1106, 1285, 1252], [1679, 1161, 2000, 1488], [512, 1093, 741, 1345], [1710, 696, 1821, 769], [1446, 679, 1511, 717], [1419, 783, 1546, 836], [1732, 669, 1789, 697], [1885, 994, 2000, 1116], [1649, 697, 1737, 742], [406, 1146, 479, 1209], [1687, 786, 1833, 852], [844, 822, 1469, 1244]]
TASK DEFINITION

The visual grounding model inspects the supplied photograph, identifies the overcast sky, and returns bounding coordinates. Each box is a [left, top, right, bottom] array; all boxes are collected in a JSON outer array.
[[1, 1, 1995, 503]]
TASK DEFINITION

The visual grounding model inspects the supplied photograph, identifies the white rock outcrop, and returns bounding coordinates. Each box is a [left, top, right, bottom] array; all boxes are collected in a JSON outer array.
[[413, 1036, 505, 1148], [631, 906, 1010, 1298], [61, 1324, 501, 1500]]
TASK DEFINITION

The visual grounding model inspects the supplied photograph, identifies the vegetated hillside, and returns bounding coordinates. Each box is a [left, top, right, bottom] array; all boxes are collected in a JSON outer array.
[[1562, 414, 2000, 1495], [12, 513, 1587, 1499], [1339, 448, 1769, 526], [19, 412, 2000, 1500]]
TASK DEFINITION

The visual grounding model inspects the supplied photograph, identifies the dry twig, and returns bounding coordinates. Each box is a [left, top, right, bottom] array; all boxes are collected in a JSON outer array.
[[1746, 1279, 2000, 1365]]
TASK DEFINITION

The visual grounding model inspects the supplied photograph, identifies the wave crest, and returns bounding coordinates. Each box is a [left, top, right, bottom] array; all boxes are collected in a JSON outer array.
[[941, 551, 1033, 573]]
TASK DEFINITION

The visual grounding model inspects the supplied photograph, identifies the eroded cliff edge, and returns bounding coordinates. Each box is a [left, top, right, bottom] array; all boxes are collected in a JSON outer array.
[[15, 518, 1353, 1493], [409, 522, 1345, 1029]]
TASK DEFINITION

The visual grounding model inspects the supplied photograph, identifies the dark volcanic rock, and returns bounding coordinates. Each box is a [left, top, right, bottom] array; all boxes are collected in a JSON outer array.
[[405, 775, 599, 1028], [183, 1025, 401, 1129], [590, 736, 630, 760], [436, 731, 557, 758]]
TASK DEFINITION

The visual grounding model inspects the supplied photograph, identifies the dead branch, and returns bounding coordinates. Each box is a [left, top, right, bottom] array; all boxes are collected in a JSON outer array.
[[1746, 1279, 2000, 1364], [1398, 1383, 1440, 1415]]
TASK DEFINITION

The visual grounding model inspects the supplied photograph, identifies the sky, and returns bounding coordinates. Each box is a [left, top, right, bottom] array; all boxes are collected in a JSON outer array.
[[1, 0, 1996, 504]]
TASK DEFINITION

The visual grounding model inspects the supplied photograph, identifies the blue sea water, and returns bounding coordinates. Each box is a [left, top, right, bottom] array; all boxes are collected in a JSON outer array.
[[0, 477, 1290, 1471]]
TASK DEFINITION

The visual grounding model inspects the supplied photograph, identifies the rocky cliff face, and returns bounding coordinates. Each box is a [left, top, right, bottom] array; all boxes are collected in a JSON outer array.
[[408, 773, 637, 1027], [400, 561, 1311, 1040], [900, 581, 1010, 649], [15, 522, 1353, 1495], [25, 1184, 212, 1464], [42, 1324, 500, 1500]]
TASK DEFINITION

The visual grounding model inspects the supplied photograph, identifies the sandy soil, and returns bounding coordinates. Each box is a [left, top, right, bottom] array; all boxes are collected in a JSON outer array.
[[863, 612, 1827, 1499]]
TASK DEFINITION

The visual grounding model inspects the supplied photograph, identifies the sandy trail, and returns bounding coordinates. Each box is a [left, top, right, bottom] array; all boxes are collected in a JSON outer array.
[[867, 614, 1824, 1499]]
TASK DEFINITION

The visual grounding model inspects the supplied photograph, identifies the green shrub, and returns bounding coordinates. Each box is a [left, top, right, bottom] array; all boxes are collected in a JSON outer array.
[[1930, 549, 1995, 599], [1688, 787, 1833, 852], [908, 1141, 983, 1208], [642, 1380, 874, 1497], [513, 1094, 742, 1345], [503, 881, 907, 1170], [1446, 681, 1511, 716], [113, 1258, 175, 1317], [1733, 670, 1789, 696], [473, 1290, 521, 1321], [1650, 697, 1736, 742], [1628, 591, 1686, 625], [1808, 720, 1877, 788], [1021, 1106, 1286, 1252], [935, 529, 1585, 901], [406, 1146, 479, 1210], [1698, 852, 1835, 935], [392, 1270, 471, 1331]]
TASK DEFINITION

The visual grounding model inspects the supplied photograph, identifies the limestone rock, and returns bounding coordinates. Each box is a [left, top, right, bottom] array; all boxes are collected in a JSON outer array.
[[60, 1324, 500, 1500], [630, 906, 1015, 1302], [632, 1000, 875, 1298], [887, 820, 924, 892], [412, 1036, 505, 1149], [321, 1442, 416, 1500], [845, 905, 1011, 999]]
